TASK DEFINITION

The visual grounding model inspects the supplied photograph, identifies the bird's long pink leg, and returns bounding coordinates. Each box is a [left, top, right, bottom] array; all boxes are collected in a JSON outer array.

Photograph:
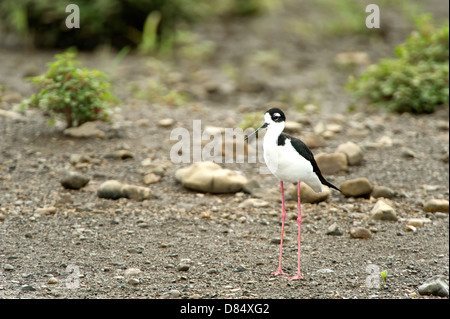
[[290, 182, 303, 280], [272, 181, 288, 276]]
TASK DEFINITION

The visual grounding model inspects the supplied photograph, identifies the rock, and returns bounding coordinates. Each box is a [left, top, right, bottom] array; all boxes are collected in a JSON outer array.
[[168, 289, 181, 298], [287, 182, 330, 204], [175, 161, 247, 194], [177, 263, 190, 271], [238, 198, 270, 208], [371, 185, 396, 199], [20, 284, 36, 292], [284, 121, 303, 134], [334, 51, 370, 66], [406, 218, 431, 227], [404, 225, 417, 232], [97, 180, 151, 201], [326, 222, 343, 236], [2, 92, 23, 103], [423, 199, 449, 213], [143, 173, 161, 185], [336, 142, 364, 165], [315, 152, 348, 175], [302, 133, 326, 149], [60, 171, 90, 190], [316, 268, 335, 274], [124, 268, 142, 277], [340, 178, 373, 198], [401, 148, 416, 159], [127, 278, 140, 286], [35, 206, 57, 215], [63, 121, 105, 138], [0, 109, 23, 120], [158, 118, 175, 127], [104, 149, 134, 160], [370, 200, 397, 221], [350, 227, 371, 239], [242, 179, 261, 194], [418, 276, 449, 297], [69, 153, 91, 165], [97, 180, 124, 200], [4, 264, 14, 271], [121, 184, 152, 201], [48, 277, 58, 284]]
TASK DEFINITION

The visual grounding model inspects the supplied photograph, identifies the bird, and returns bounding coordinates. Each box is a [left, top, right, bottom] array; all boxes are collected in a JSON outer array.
[[245, 107, 340, 280]]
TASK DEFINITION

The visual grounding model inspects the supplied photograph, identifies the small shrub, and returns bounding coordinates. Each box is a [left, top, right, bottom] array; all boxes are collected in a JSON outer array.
[[347, 15, 449, 114], [23, 51, 118, 128], [239, 112, 263, 130]]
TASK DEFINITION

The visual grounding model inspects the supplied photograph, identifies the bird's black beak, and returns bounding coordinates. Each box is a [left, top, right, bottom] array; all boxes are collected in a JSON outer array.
[[244, 123, 268, 141]]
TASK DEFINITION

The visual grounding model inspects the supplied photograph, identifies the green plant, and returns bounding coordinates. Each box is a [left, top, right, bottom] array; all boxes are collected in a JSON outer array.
[[380, 270, 387, 286], [347, 15, 449, 114], [23, 50, 118, 128], [239, 112, 263, 130]]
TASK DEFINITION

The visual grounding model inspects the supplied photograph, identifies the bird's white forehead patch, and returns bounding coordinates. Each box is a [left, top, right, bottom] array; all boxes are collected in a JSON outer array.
[[273, 113, 281, 118]]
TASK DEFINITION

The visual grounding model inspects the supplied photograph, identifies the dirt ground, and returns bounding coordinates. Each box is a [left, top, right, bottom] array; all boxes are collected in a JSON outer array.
[[0, 1, 449, 300]]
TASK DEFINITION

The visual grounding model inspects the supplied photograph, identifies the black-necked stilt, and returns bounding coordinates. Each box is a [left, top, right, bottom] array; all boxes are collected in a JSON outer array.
[[245, 107, 340, 280]]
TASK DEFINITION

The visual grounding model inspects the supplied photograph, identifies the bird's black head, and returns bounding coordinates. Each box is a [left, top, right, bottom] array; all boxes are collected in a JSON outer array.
[[266, 108, 286, 123]]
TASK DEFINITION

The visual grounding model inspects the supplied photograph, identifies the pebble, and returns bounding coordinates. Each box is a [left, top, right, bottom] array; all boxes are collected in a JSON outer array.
[[177, 263, 190, 272], [418, 276, 449, 297], [35, 206, 57, 215], [20, 284, 36, 292], [315, 152, 348, 175], [340, 177, 373, 198], [168, 289, 181, 298], [158, 118, 176, 127], [316, 268, 334, 274], [175, 161, 248, 194], [371, 185, 396, 199], [336, 141, 364, 165], [97, 180, 151, 201], [60, 171, 90, 190], [404, 225, 417, 232], [97, 180, 124, 200], [406, 218, 430, 227], [128, 278, 140, 286], [401, 148, 416, 158], [302, 133, 326, 149], [238, 198, 270, 208], [143, 173, 161, 185], [423, 199, 449, 213], [370, 200, 397, 221], [63, 121, 105, 138], [349, 227, 371, 239], [325, 222, 343, 236], [104, 149, 134, 160], [48, 277, 58, 284], [124, 268, 142, 277], [4, 264, 14, 271]]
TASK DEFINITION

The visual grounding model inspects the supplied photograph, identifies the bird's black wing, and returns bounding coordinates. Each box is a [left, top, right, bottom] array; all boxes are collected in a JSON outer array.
[[279, 133, 341, 192]]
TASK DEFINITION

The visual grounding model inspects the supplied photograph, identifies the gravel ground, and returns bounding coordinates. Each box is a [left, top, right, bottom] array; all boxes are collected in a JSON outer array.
[[0, 1, 449, 300]]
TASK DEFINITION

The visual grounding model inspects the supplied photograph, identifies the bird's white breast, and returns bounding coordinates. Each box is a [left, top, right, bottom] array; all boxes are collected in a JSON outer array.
[[263, 137, 323, 192]]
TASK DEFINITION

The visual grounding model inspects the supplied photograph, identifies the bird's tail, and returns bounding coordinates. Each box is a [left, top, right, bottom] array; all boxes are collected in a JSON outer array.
[[321, 179, 341, 193]]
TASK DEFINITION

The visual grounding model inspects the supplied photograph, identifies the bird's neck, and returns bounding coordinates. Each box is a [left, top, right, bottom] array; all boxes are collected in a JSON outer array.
[[264, 123, 285, 144]]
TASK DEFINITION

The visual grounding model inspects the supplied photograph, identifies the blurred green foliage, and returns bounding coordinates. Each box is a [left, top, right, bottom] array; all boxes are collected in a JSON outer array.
[[23, 50, 118, 128], [0, 0, 269, 50], [347, 15, 449, 114]]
